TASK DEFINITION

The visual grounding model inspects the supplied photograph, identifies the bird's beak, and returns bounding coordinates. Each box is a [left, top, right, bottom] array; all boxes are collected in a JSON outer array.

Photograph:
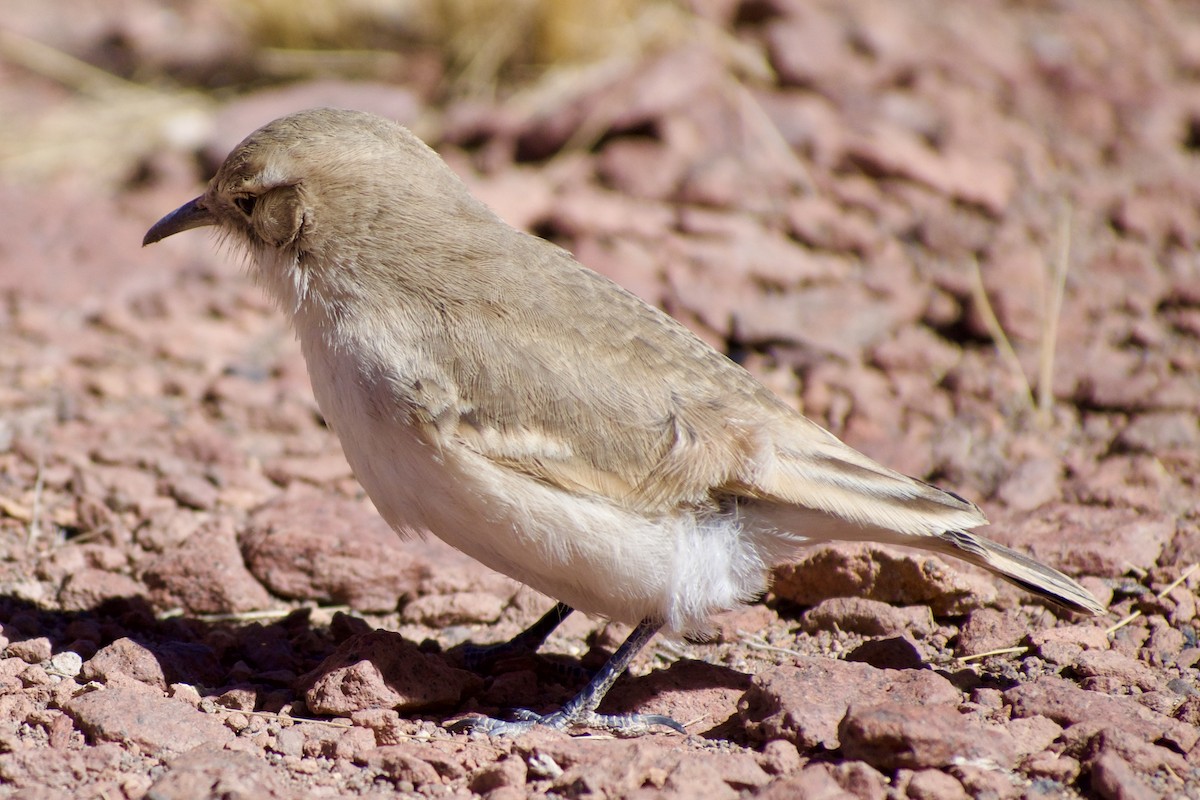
[[142, 196, 216, 246]]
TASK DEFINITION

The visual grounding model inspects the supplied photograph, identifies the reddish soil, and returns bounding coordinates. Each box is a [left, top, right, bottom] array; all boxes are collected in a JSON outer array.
[[1, 1, 1198, 798]]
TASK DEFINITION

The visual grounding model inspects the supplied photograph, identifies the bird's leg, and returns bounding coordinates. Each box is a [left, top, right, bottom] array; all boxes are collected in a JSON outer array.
[[457, 601, 574, 671], [450, 619, 685, 736]]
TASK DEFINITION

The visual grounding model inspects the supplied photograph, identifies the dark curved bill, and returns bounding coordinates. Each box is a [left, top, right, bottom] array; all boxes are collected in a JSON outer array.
[[142, 197, 215, 246]]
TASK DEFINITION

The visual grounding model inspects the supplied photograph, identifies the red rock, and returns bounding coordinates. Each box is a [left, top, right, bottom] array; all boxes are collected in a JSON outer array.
[[400, 592, 505, 626], [707, 603, 779, 644], [362, 744, 443, 787], [1007, 715, 1064, 757], [755, 767, 857, 799], [772, 543, 996, 616], [597, 138, 685, 200], [572, 234, 666, 308], [548, 183, 674, 241], [1146, 624, 1186, 659], [735, 284, 903, 356], [602, 658, 752, 736], [1023, 751, 1082, 784], [1088, 752, 1160, 800], [518, 734, 771, 799], [758, 738, 803, 776], [838, 702, 1017, 770], [1116, 412, 1200, 454], [951, 758, 1024, 797], [260, 453, 355, 487], [299, 723, 376, 761], [63, 687, 233, 755], [766, 16, 857, 91], [1004, 677, 1197, 754], [830, 761, 888, 800], [81, 638, 166, 689], [350, 708, 407, 746], [145, 746, 287, 799], [903, 769, 969, 800], [994, 456, 1063, 513], [460, 165, 556, 232], [6, 637, 51, 664], [470, 755, 528, 795], [739, 656, 961, 749], [954, 608, 1025, 657], [140, 516, 273, 614], [1072, 650, 1162, 692], [242, 488, 428, 613], [1078, 727, 1189, 784], [869, 325, 961, 379], [161, 473, 219, 511], [989, 504, 1172, 578], [303, 630, 482, 715], [802, 597, 934, 638], [56, 568, 144, 612], [1027, 625, 1111, 651], [845, 124, 1015, 214]]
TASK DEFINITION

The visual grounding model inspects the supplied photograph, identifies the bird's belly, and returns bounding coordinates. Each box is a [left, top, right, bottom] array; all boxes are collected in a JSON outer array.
[[300, 336, 769, 634]]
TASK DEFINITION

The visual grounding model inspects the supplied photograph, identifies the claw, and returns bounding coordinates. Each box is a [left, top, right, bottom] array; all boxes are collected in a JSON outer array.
[[448, 708, 685, 737]]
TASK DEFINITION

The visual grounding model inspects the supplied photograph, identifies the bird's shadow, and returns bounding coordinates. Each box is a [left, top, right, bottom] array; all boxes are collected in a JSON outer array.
[[0, 594, 763, 740]]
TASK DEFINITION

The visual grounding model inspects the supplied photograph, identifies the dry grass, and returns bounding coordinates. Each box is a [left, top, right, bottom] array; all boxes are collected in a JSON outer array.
[[0, 1, 691, 183], [0, 29, 213, 185], [222, 0, 683, 97], [968, 202, 1075, 427]]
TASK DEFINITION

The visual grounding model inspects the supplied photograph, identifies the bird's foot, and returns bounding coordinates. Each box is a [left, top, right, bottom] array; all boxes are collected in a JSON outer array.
[[449, 707, 685, 737]]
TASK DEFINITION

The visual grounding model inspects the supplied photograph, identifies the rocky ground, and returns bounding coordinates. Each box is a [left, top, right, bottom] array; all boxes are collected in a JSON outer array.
[[1, 0, 1199, 798]]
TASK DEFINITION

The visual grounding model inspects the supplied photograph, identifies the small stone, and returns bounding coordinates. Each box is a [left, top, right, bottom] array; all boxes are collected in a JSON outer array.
[[141, 516, 273, 614], [1089, 752, 1157, 800], [802, 597, 934, 637], [242, 488, 427, 612], [955, 608, 1024, 657], [1072, 650, 1162, 692], [838, 702, 1017, 770], [401, 592, 505, 626], [470, 755, 527, 794], [904, 769, 968, 800], [64, 687, 234, 756], [740, 656, 961, 749], [304, 630, 483, 715], [772, 543, 995, 615], [145, 745, 286, 799], [7, 637, 52, 664], [362, 744, 444, 787], [48, 651, 83, 678], [1023, 751, 1081, 783]]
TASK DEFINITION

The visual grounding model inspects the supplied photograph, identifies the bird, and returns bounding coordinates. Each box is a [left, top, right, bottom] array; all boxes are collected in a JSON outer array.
[[143, 108, 1104, 735]]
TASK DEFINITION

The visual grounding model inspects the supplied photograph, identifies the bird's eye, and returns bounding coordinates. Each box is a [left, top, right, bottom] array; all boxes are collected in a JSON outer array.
[[234, 195, 257, 216]]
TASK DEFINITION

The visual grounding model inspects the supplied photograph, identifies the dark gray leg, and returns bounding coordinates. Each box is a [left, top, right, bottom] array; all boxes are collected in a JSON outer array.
[[458, 601, 574, 671], [450, 619, 685, 736]]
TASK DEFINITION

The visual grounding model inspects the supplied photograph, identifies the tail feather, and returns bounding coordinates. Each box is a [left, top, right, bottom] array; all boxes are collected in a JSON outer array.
[[933, 530, 1105, 615]]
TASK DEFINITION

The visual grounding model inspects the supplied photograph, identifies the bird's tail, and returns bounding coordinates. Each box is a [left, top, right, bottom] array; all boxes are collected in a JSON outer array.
[[924, 529, 1105, 615]]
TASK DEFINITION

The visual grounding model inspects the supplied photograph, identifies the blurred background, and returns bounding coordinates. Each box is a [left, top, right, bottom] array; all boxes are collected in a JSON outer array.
[[0, 3, 1199, 795], [1, 0, 1197, 565]]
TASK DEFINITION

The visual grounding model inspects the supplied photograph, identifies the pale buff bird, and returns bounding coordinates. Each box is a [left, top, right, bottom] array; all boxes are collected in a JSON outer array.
[[144, 108, 1103, 735]]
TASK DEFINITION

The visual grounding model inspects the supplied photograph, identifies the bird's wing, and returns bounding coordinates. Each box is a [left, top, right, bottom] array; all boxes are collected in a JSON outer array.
[[429, 241, 980, 531]]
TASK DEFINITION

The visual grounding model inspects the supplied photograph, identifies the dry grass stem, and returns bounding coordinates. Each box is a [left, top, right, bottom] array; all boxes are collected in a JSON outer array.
[[157, 605, 352, 623], [0, 30, 212, 184], [1105, 563, 1198, 635], [1037, 203, 1072, 425], [739, 632, 806, 660], [967, 256, 1036, 412], [26, 449, 44, 546], [956, 645, 1029, 663]]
